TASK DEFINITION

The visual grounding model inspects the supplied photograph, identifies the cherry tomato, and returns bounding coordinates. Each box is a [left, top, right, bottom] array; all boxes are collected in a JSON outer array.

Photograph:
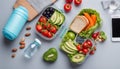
[[42, 23, 47, 29], [50, 26, 57, 34], [36, 24, 42, 33], [82, 42, 88, 49], [41, 30, 49, 37], [92, 32, 99, 39], [39, 16, 47, 23], [47, 32, 53, 38], [89, 50, 95, 55], [82, 49, 89, 55], [86, 39, 93, 48], [46, 23, 51, 29], [76, 44, 81, 51]]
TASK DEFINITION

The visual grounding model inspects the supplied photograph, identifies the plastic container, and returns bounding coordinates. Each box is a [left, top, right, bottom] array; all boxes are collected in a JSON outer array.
[[2, 6, 28, 40], [24, 38, 41, 58], [60, 8, 102, 64], [35, 7, 65, 40]]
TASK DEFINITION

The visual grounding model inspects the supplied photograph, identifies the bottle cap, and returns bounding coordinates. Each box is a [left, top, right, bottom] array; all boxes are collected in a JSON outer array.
[[35, 38, 41, 46]]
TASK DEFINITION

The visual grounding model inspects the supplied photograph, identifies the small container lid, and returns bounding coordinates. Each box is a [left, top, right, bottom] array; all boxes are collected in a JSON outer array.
[[14, 6, 28, 20], [35, 38, 41, 46]]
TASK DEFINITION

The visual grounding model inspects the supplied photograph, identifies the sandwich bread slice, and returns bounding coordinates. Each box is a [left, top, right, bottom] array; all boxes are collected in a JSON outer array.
[[70, 16, 89, 34]]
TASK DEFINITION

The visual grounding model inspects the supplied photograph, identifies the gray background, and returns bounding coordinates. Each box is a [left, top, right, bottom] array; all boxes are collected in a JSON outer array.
[[0, 0, 120, 69]]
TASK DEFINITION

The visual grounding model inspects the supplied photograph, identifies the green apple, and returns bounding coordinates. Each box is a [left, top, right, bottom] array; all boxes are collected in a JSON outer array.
[[67, 32, 76, 40]]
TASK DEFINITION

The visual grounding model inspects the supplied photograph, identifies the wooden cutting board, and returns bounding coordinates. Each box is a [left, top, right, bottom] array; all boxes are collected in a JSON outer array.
[[14, 0, 56, 21]]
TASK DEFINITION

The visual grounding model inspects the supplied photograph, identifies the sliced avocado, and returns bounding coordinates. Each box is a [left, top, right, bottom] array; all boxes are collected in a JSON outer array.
[[64, 44, 76, 52], [54, 12, 61, 24], [65, 41, 77, 51], [57, 13, 65, 25], [61, 45, 75, 54], [50, 11, 57, 23], [71, 54, 85, 63]]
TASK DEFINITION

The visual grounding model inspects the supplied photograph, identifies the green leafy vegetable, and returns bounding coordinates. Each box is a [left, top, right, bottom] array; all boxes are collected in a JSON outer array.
[[100, 31, 107, 40], [79, 8, 102, 38]]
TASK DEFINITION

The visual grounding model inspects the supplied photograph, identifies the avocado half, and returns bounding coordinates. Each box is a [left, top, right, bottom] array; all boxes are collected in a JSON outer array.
[[71, 54, 85, 63]]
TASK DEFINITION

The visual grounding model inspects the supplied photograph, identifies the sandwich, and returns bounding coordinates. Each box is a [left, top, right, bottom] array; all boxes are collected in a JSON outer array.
[[70, 16, 89, 34]]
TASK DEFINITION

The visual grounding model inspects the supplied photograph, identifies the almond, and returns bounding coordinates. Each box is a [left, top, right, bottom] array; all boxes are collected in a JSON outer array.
[[19, 45, 25, 49], [20, 37, 25, 42], [19, 41, 25, 45], [26, 26, 31, 30], [11, 54, 16, 58], [12, 48, 17, 52], [25, 33, 31, 37]]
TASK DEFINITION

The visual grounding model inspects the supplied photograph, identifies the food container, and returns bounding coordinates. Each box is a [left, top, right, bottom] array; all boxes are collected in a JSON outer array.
[[35, 6, 65, 40], [60, 29, 96, 64], [60, 8, 102, 64]]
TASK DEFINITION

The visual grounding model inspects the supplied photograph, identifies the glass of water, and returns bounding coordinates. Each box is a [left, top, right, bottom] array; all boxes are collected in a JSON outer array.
[[101, 0, 120, 14], [108, 0, 120, 14]]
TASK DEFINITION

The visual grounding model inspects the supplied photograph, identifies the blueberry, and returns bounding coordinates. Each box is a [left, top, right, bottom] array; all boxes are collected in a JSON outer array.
[[47, 11, 50, 14], [50, 7, 55, 12], [43, 12, 46, 16], [76, 36, 85, 44]]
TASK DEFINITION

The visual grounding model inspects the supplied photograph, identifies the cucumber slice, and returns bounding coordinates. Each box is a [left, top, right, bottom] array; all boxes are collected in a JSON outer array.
[[71, 54, 85, 63], [64, 44, 76, 52], [54, 12, 61, 24], [61, 45, 75, 54], [50, 11, 57, 23], [57, 13, 65, 25], [65, 41, 77, 51]]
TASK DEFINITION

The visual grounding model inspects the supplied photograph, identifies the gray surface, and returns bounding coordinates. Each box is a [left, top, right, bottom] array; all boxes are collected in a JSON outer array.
[[0, 0, 120, 69]]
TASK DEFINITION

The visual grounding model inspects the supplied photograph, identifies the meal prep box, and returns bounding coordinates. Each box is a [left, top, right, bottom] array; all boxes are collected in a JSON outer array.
[[60, 8, 102, 64], [35, 6, 65, 40]]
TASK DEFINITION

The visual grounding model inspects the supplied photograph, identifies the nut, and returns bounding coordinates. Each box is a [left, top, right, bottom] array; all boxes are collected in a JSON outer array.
[[93, 46, 96, 51], [12, 48, 17, 52], [20, 37, 25, 42], [11, 54, 16, 58], [19, 45, 25, 49], [25, 33, 31, 37], [26, 26, 31, 30], [19, 41, 25, 45]]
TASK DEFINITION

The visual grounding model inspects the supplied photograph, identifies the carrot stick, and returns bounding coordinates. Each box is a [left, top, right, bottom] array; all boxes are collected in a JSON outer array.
[[83, 12, 94, 30], [91, 14, 97, 25]]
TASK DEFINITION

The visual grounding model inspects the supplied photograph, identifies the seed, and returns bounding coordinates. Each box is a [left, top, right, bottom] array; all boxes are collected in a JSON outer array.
[[11, 54, 16, 58], [19, 45, 25, 49], [12, 48, 17, 52], [26, 26, 31, 30], [25, 33, 31, 37], [19, 41, 25, 45]]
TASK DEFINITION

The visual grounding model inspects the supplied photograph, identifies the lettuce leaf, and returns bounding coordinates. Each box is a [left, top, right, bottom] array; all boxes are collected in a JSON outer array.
[[79, 8, 102, 38]]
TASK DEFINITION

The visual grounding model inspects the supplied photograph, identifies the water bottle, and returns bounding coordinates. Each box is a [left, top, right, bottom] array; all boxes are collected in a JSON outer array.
[[24, 38, 41, 58], [2, 6, 28, 40]]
